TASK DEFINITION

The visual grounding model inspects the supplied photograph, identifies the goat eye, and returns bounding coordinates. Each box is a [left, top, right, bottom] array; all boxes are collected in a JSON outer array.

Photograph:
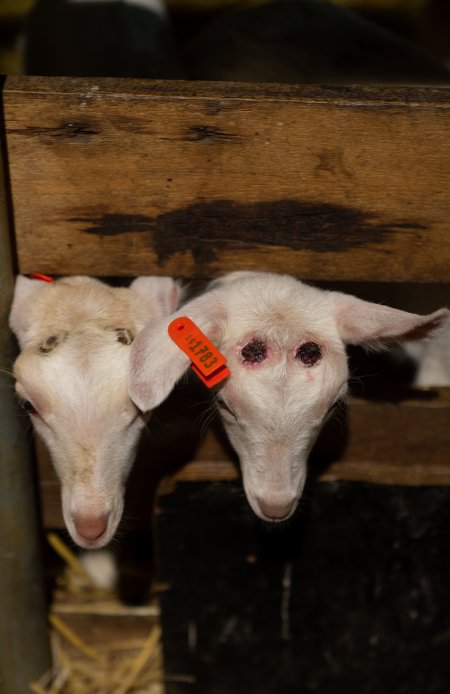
[[21, 400, 37, 415], [241, 339, 267, 364], [296, 342, 322, 366], [38, 331, 67, 354], [116, 328, 134, 345]]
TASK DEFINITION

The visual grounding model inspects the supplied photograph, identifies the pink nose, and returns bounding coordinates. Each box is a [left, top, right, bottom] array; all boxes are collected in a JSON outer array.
[[256, 497, 296, 520], [73, 513, 109, 541]]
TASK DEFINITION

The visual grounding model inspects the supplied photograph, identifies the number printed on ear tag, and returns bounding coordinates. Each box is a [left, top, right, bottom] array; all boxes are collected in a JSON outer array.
[[168, 316, 230, 388]]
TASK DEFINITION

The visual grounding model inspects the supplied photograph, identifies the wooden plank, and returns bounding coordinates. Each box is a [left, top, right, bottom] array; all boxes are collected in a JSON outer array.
[[3, 76, 450, 281], [36, 388, 450, 528], [0, 81, 52, 692]]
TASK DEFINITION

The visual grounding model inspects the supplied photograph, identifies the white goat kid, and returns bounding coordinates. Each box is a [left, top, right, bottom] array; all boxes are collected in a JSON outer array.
[[129, 271, 449, 523], [10, 275, 180, 548]]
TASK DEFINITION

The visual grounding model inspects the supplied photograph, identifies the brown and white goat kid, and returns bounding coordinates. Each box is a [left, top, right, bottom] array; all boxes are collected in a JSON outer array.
[[129, 271, 449, 523], [9, 275, 181, 548]]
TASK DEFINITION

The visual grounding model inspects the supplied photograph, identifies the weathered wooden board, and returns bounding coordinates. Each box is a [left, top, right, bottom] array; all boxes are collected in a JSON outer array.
[[36, 388, 450, 528], [3, 77, 450, 281]]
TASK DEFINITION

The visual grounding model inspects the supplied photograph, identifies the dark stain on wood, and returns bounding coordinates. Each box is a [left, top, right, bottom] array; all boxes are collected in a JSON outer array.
[[61, 122, 99, 138], [77, 199, 426, 263], [163, 125, 241, 143], [70, 213, 154, 235], [10, 121, 100, 141], [315, 150, 353, 180]]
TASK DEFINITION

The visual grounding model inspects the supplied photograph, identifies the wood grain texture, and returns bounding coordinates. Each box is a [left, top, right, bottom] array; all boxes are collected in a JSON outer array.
[[36, 389, 450, 528], [3, 76, 450, 281]]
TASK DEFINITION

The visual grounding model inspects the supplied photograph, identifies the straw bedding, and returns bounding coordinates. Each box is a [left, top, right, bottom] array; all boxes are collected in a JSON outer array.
[[30, 534, 164, 694]]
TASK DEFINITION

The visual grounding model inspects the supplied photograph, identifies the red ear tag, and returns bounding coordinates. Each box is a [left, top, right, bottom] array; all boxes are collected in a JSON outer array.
[[168, 316, 230, 388], [30, 273, 54, 283]]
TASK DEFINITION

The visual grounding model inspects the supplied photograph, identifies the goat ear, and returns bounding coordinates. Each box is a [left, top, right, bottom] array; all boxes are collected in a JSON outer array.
[[330, 291, 450, 348], [129, 277, 183, 320], [129, 288, 226, 412], [9, 276, 48, 348]]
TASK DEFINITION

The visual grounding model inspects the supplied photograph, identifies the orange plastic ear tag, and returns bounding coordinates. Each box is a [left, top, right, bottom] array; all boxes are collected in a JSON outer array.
[[168, 316, 230, 388]]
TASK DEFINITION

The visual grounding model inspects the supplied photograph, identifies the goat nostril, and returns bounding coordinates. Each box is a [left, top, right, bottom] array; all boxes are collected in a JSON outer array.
[[73, 513, 109, 541]]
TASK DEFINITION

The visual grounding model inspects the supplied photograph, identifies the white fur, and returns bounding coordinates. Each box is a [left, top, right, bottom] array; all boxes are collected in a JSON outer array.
[[79, 549, 118, 590], [405, 327, 450, 386], [129, 271, 449, 523], [10, 275, 181, 549]]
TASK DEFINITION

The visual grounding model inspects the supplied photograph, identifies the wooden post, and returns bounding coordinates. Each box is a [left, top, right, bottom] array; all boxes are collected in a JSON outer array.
[[0, 90, 51, 693]]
